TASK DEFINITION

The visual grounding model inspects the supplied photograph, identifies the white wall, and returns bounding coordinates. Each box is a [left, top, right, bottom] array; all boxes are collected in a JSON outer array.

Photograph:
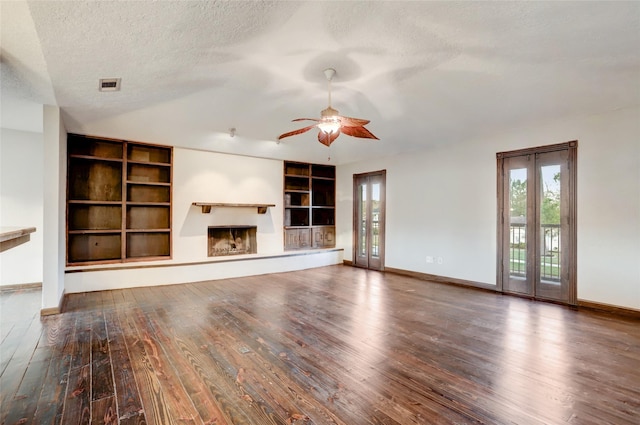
[[172, 148, 283, 261], [0, 128, 44, 286], [337, 107, 640, 310]]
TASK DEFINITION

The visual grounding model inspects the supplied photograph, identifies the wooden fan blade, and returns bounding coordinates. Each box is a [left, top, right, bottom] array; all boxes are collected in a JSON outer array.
[[278, 124, 318, 140], [338, 116, 370, 127], [318, 129, 340, 147], [340, 125, 379, 140], [292, 118, 320, 122]]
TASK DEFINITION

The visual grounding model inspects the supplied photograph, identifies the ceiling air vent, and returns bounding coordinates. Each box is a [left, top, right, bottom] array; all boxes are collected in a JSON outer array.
[[99, 78, 121, 92]]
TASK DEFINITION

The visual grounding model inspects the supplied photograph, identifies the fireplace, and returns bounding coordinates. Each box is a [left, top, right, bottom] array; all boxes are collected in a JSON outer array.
[[208, 226, 257, 256]]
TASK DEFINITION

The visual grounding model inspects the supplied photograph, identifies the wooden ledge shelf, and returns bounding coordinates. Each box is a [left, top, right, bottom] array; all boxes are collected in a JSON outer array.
[[1, 226, 36, 253], [192, 202, 276, 214]]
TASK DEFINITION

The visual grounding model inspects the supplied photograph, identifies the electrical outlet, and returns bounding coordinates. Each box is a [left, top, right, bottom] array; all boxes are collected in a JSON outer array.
[[437, 257, 443, 264], [426, 256, 434, 263]]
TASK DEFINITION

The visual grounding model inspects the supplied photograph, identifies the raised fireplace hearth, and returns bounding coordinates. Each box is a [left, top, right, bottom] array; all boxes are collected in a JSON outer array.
[[208, 226, 257, 257]]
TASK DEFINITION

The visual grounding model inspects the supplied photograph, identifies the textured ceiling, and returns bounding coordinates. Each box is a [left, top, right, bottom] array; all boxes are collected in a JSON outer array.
[[2, 1, 639, 164]]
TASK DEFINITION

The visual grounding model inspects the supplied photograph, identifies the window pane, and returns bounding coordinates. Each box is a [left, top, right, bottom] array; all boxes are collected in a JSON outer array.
[[540, 165, 561, 283], [358, 183, 367, 256], [509, 168, 527, 278], [371, 183, 380, 257]]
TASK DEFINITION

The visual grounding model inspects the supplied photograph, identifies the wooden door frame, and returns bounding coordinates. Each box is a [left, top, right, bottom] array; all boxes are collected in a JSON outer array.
[[496, 141, 577, 305], [352, 170, 386, 270]]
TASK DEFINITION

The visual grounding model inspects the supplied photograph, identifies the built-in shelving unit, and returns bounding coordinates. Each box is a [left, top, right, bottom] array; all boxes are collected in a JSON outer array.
[[284, 161, 335, 250], [66, 134, 172, 265]]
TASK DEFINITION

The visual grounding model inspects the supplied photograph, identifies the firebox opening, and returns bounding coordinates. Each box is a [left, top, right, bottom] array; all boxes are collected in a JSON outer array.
[[208, 226, 257, 257]]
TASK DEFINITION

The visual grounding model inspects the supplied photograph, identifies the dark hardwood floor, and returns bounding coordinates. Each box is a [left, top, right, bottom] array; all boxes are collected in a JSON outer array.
[[1, 265, 639, 424]]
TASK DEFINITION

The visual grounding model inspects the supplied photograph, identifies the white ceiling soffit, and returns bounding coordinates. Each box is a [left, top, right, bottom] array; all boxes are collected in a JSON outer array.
[[3, 1, 640, 164]]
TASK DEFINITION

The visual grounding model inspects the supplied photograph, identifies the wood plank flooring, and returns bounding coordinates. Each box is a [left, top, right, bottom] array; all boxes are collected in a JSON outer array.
[[1, 265, 639, 424]]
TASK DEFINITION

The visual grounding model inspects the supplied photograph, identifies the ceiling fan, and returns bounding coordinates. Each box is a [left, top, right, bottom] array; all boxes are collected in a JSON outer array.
[[278, 68, 378, 147]]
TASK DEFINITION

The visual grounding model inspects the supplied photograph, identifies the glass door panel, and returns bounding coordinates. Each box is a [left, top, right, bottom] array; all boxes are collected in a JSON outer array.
[[539, 164, 561, 285], [535, 150, 569, 301], [356, 181, 368, 265], [509, 168, 527, 279], [354, 171, 385, 270], [371, 180, 381, 260], [502, 156, 533, 295]]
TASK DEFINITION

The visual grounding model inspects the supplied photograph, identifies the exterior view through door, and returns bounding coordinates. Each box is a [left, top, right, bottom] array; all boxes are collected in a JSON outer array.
[[497, 142, 577, 305], [354, 171, 386, 270]]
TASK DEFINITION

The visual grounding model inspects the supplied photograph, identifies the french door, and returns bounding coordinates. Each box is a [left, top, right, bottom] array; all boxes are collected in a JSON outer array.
[[497, 142, 577, 305], [353, 171, 386, 270]]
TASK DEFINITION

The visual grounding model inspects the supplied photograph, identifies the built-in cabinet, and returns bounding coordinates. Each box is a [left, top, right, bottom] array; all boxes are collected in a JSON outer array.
[[66, 134, 172, 265], [284, 161, 335, 250]]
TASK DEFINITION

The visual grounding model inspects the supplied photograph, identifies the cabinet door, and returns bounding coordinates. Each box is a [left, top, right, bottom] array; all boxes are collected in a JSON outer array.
[[312, 227, 335, 248], [312, 228, 325, 248], [285, 229, 311, 249], [298, 229, 311, 248], [323, 227, 335, 247], [284, 229, 298, 249]]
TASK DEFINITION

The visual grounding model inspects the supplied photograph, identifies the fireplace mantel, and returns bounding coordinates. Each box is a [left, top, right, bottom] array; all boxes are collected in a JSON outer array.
[[192, 202, 275, 214]]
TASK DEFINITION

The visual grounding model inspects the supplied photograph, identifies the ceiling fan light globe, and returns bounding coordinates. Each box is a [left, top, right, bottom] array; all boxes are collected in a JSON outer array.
[[318, 117, 340, 134]]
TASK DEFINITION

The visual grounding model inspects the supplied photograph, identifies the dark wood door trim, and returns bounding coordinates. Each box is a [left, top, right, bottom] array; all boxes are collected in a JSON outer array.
[[352, 170, 386, 270], [496, 141, 577, 305]]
